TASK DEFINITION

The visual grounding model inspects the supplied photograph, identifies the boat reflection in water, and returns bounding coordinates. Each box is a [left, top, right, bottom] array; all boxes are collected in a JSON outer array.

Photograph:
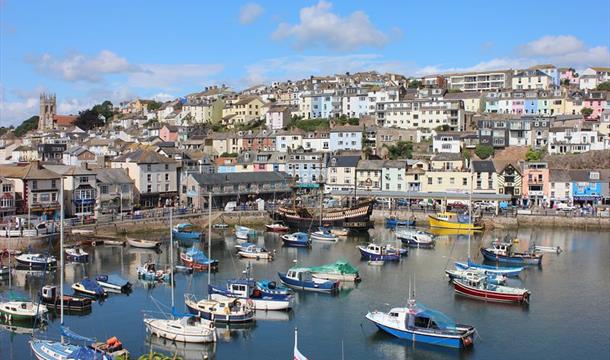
[[253, 309, 292, 322], [0, 317, 46, 335], [146, 335, 217, 360], [214, 321, 257, 342]]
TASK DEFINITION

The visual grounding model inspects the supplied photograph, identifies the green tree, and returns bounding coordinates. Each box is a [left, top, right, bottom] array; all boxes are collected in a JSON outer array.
[[525, 147, 543, 161], [581, 107, 594, 118], [14, 116, 39, 137], [147, 101, 162, 112], [385, 141, 413, 160], [363, 146, 373, 159], [76, 109, 105, 130], [596, 82, 610, 91], [407, 80, 423, 89], [474, 144, 494, 159], [561, 79, 571, 86], [92, 100, 114, 123]]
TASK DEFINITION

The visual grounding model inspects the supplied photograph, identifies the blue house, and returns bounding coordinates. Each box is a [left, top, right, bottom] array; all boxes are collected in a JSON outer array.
[[570, 170, 603, 204]]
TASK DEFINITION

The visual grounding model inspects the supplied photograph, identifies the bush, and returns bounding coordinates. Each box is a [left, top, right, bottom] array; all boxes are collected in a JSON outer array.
[[525, 147, 543, 161], [581, 107, 593, 118], [474, 144, 494, 159]]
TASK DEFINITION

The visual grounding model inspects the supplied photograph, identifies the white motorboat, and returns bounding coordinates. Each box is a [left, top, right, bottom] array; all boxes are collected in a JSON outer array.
[[237, 244, 274, 260], [127, 238, 161, 249], [15, 253, 57, 269], [0, 300, 48, 321], [144, 316, 217, 343], [184, 295, 255, 323], [395, 229, 435, 248]]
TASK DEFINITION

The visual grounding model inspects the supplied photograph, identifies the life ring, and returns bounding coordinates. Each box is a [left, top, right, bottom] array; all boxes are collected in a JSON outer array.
[[246, 299, 254, 308]]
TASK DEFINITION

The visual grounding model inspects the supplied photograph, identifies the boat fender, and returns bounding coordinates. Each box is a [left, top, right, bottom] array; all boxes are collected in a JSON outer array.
[[247, 299, 254, 308]]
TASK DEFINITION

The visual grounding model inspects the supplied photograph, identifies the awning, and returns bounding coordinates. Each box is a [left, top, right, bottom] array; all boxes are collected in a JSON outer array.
[[73, 199, 95, 205], [572, 195, 600, 201], [297, 183, 320, 189]]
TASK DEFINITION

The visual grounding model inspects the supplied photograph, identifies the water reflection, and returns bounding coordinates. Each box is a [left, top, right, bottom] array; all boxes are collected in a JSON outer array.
[[145, 335, 217, 360]]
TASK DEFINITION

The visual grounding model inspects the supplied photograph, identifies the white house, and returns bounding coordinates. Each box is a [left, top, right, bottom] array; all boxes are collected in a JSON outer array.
[[579, 67, 610, 90], [432, 132, 462, 153]]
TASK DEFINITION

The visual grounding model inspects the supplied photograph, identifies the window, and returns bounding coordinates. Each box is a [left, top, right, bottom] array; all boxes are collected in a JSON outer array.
[[79, 176, 89, 183], [437, 177, 442, 185], [51, 193, 57, 202], [32, 180, 38, 190], [463, 178, 468, 186], [100, 185, 108, 194], [165, 184, 170, 192], [40, 193, 50, 202], [147, 185, 152, 193], [2, 184, 11, 193], [165, 164, 169, 170], [121, 184, 130, 194], [147, 164, 152, 171], [450, 177, 455, 185], [147, 174, 152, 182], [428, 178, 433, 185], [51, 180, 56, 188], [165, 173, 170, 181]]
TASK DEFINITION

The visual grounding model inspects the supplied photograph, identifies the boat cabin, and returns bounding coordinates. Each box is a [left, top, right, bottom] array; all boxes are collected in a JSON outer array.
[[490, 242, 513, 255], [286, 268, 313, 282], [41, 285, 58, 300]]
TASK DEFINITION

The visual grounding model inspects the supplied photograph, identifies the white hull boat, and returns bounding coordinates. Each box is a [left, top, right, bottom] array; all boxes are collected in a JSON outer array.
[[127, 238, 161, 249], [144, 316, 217, 343], [210, 293, 290, 311]]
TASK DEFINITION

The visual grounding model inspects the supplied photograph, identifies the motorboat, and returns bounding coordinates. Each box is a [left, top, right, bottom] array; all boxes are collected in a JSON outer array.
[[173, 223, 202, 241], [368, 260, 385, 266], [65, 247, 89, 262], [329, 228, 350, 237], [180, 247, 219, 271], [453, 274, 531, 304], [127, 238, 161, 249], [265, 223, 289, 233], [366, 298, 475, 349], [137, 262, 171, 282], [307, 260, 361, 282], [358, 243, 401, 261], [0, 299, 48, 322], [95, 274, 132, 293], [281, 232, 311, 247], [385, 217, 415, 229], [445, 268, 507, 285], [396, 229, 435, 248], [235, 225, 257, 240], [184, 294, 255, 323], [237, 244, 274, 260], [278, 268, 339, 293], [40, 285, 92, 312], [310, 228, 338, 242], [428, 212, 483, 230], [14, 253, 57, 269], [208, 279, 293, 311], [71, 278, 106, 297], [481, 241, 543, 265], [455, 259, 524, 278]]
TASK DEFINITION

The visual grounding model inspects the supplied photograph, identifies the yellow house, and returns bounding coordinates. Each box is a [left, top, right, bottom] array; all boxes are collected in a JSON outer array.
[[422, 170, 472, 193], [430, 153, 464, 171], [222, 96, 267, 126]]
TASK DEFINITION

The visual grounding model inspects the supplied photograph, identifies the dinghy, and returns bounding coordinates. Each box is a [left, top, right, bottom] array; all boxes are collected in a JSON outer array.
[[95, 274, 132, 293], [180, 247, 219, 271], [127, 238, 161, 249], [72, 278, 106, 297], [306, 260, 361, 282], [396, 229, 435, 248], [137, 262, 171, 282], [310, 227, 338, 242], [281, 232, 311, 247], [237, 244, 274, 260], [65, 247, 89, 262], [172, 223, 202, 241], [265, 223, 289, 233], [455, 259, 524, 278]]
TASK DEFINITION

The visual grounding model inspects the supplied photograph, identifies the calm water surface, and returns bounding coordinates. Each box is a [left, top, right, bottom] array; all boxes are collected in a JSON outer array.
[[1, 226, 609, 359]]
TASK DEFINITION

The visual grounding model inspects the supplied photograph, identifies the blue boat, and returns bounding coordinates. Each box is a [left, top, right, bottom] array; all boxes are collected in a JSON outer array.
[[455, 259, 524, 277], [71, 278, 106, 297], [310, 227, 338, 242], [30, 339, 85, 360], [95, 274, 132, 293], [278, 268, 339, 293], [256, 279, 292, 296], [480, 242, 543, 266], [357, 243, 401, 261], [281, 232, 311, 247], [180, 247, 219, 271], [235, 225, 257, 240], [366, 299, 475, 349], [172, 223, 202, 241], [385, 217, 416, 229]]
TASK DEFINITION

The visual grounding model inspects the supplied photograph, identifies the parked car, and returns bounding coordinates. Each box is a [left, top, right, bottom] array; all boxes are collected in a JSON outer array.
[[556, 203, 575, 212]]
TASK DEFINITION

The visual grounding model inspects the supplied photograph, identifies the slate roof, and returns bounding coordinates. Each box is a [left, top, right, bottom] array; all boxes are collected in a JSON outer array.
[[44, 164, 94, 176], [472, 160, 496, 173], [91, 168, 134, 185], [431, 153, 463, 161], [113, 149, 176, 164], [329, 155, 360, 168], [190, 171, 291, 186], [0, 163, 60, 180]]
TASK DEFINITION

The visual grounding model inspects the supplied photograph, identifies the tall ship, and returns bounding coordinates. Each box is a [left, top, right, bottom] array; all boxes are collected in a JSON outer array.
[[274, 199, 374, 232]]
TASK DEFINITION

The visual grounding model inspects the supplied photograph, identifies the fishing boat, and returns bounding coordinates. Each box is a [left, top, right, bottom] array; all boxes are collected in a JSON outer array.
[[366, 296, 476, 349], [277, 268, 339, 293], [307, 260, 361, 282], [180, 247, 219, 271], [455, 259, 524, 278], [14, 253, 57, 269], [127, 238, 161, 249], [453, 274, 531, 304], [173, 223, 202, 241], [357, 243, 401, 261], [40, 285, 92, 312], [386, 244, 409, 257], [445, 268, 507, 285], [144, 207, 217, 344], [71, 278, 106, 297], [385, 217, 416, 229], [310, 227, 338, 242], [481, 241, 543, 265], [265, 222, 289, 233], [395, 229, 435, 248], [0, 298, 48, 322], [208, 279, 294, 311], [237, 244, 274, 260], [428, 212, 483, 230], [330, 228, 350, 237], [184, 294, 255, 323], [144, 315, 217, 343], [235, 225, 257, 240], [137, 262, 171, 282], [368, 260, 385, 266], [64, 247, 89, 262], [281, 232, 311, 247], [95, 274, 132, 293]]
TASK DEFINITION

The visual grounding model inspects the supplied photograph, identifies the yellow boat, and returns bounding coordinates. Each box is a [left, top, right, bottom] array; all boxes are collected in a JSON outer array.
[[428, 212, 484, 230], [428, 228, 481, 237]]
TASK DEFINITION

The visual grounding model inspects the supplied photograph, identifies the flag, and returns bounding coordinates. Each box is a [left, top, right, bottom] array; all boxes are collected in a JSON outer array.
[[294, 328, 309, 360]]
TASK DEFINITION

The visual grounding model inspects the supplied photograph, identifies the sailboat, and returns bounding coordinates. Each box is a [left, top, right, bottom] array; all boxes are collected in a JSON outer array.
[[293, 328, 309, 360], [0, 222, 48, 323], [449, 171, 525, 278], [30, 185, 127, 359], [143, 207, 217, 343]]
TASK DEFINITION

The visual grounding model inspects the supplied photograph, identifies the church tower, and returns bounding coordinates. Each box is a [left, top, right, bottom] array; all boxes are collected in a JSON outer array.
[[39, 93, 56, 130]]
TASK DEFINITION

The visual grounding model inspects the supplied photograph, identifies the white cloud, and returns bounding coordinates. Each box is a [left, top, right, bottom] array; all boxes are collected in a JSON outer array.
[[32, 50, 139, 82], [128, 64, 224, 90], [152, 93, 175, 102], [518, 35, 584, 57], [272, 1, 389, 51], [239, 3, 264, 24]]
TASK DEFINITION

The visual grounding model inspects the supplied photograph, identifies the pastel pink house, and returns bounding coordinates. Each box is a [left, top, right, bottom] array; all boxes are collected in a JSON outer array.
[[160, 125, 179, 142]]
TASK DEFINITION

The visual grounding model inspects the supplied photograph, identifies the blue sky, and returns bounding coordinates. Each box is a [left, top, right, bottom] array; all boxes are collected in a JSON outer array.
[[1, 0, 609, 125]]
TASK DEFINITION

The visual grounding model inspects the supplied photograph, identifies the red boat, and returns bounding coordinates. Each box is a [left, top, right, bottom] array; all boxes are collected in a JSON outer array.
[[453, 275, 530, 304], [179, 249, 218, 272], [265, 223, 289, 233]]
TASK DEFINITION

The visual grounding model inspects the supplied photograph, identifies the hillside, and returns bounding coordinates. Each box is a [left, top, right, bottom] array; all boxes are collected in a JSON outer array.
[[546, 150, 610, 170]]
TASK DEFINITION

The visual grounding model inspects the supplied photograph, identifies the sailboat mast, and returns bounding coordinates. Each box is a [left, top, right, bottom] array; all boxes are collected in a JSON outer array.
[[207, 191, 212, 300], [7, 222, 11, 289], [468, 170, 473, 260], [169, 207, 174, 309], [60, 177, 64, 324]]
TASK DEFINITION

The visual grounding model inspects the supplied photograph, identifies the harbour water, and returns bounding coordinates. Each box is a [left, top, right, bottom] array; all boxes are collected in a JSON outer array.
[[1, 226, 609, 359]]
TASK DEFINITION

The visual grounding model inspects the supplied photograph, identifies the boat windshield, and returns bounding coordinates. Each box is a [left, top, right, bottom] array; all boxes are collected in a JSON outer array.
[[413, 303, 457, 330]]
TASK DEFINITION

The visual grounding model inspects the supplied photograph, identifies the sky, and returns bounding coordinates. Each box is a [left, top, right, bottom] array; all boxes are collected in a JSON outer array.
[[1, 0, 609, 126]]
